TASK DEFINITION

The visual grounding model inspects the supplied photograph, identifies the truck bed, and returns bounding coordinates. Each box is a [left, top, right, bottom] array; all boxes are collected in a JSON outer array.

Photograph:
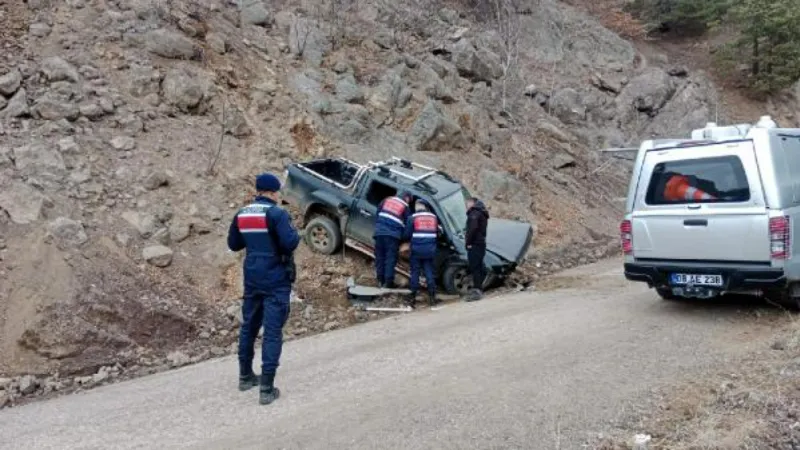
[[299, 159, 361, 188]]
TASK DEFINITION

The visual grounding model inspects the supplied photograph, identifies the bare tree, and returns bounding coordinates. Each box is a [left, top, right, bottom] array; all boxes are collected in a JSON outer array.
[[290, 15, 313, 58], [207, 95, 228, 175], [490, 0, 522, 114], [310, 0, 359, 51]]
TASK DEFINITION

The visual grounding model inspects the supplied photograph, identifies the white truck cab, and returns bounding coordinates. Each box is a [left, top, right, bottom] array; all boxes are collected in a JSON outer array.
[[622, 116, 800, 308]]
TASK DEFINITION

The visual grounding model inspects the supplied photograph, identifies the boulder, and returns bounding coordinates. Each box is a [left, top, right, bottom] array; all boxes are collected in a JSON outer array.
[[3, 88, 29, 117], [451, 39, 502, 83], [0, 182, 45, 224], [239, 0, 272, 26], [57, 137, 80, 154], [48, 217, 88, 248], [29, 22, 51, 37], [161, 68, 209, 113], [206, 32, 227, 54], [169, 221, 191, 243], [477, 169, 531, 206], [122, 211, 159, 238], [0, 96, 6, 111], [420, 64, 456, 104], [438, 7, 460, 25], [335, 73, 364, 104], [110, 136, 136, 151], [642, 74, 720, 138], [152, 228, 172, 246], [40, 57, 80, 83], [225, 108, 253, 137], [13, 143, 66, 176], [616, 68, 675, 117], [143, 170, 169, 190], [590, 72, 624, 94], [143, 245, 173, 267], [549, 88, 587, 124], [145, 29, 198, 60], [18, 375, 37, 395], [128, 69, 161, 98], [407, 101, 465, 152], [79, 103, 107, 120], [289, 70, 322, 98], [0, 69, 22, 96], [32, 93, 79, 121], [367, 71, 404, 120], [552, 152, 576, 169]]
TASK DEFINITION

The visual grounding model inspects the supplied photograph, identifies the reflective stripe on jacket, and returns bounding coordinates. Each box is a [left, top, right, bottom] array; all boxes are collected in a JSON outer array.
[[227, 197, 301, 290], [404, 211, 438, 258], [374, 196, 409, 239]]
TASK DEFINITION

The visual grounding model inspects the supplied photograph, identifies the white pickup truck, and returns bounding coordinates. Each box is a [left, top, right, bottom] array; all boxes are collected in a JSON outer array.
[[621, 116, 800, 309]]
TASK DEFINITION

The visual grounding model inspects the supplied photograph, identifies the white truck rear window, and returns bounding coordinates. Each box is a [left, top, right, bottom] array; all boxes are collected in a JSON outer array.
[[645, 155, 750, 205]]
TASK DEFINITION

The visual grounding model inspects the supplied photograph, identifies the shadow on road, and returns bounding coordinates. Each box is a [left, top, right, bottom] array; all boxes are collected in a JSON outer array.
[[653, 292, 794, 320]]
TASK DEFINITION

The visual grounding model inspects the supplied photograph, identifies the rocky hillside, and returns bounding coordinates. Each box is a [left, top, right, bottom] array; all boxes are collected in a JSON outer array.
[[0, 0, 727, 404]]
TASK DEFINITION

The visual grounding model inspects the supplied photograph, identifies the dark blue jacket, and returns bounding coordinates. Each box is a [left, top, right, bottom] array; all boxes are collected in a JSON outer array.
[[227, 196, 301, 290], [404, 211, 439, 259], [374, 196, 410, 239]]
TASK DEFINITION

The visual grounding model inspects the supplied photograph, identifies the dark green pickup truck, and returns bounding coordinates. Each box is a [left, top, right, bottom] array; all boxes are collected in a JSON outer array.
[[282, 157, 533, 295]]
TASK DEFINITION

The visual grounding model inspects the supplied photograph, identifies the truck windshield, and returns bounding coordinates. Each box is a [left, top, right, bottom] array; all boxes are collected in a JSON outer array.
[[438, 188, 470, 235]]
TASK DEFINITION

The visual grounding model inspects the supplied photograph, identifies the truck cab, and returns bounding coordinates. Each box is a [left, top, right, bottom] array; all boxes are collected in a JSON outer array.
[[621, 116, 800, 308], [283, 157, 533, 295]]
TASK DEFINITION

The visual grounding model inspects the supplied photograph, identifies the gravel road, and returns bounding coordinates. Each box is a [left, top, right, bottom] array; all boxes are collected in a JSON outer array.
[[0, 259, 780, 449]]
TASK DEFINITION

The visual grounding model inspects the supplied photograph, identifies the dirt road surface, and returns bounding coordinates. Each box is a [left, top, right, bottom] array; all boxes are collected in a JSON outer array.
[[0, 259, 782, 449]]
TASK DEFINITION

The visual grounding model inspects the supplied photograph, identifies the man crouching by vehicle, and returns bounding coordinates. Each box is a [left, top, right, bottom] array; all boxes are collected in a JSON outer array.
[[404, 199, 441, 308], [227, 173, 300, 406]]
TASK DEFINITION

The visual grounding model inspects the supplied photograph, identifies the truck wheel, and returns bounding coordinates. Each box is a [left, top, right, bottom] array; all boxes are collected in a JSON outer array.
[[442, 264, 472, 296], [764, 288, 800, 311], [305, 216, 342, 255], [656, 287, 680, 301]]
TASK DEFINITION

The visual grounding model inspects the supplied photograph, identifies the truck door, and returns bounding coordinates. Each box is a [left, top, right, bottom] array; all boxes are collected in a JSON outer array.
[[347, 177, 400, 248]]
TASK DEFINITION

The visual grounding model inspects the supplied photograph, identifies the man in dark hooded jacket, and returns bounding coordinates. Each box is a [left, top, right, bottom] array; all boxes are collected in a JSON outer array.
[[465, 197, 489, 301]]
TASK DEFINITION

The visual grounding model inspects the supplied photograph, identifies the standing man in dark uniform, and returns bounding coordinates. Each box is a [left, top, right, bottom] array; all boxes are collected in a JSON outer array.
[[404, 200, 440, 308], [227, 173, 300, 405], [465, 197, 489, 302], [373, 191, 411, 288]]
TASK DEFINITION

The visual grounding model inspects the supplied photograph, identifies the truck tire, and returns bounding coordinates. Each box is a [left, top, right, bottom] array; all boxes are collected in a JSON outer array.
[[305, 216, 342, 255], [442, 263, 472, 296], [764, 288, 800, 311], [656, 287, 680, 301]]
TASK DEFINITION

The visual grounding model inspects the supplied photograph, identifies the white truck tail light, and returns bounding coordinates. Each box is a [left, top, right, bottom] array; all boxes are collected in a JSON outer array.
[[769, 216, 791, 260], [620, 220, 633, 255]]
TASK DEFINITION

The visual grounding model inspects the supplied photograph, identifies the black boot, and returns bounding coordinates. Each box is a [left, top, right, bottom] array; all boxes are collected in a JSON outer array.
[[428, 292, 440, 307], [404, 292, 417, 308], [238, 372, 259, 391], [259, 372, 281, 405]]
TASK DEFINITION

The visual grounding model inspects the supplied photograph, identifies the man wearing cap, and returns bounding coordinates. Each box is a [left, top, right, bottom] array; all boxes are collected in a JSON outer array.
[[403, 199, 441, 308], [227, 173, 301, 405], [373, 191, 411, 288]]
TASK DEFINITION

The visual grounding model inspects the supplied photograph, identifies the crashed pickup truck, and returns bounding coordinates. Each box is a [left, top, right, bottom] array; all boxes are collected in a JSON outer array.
[[282, 156, 533, 295]]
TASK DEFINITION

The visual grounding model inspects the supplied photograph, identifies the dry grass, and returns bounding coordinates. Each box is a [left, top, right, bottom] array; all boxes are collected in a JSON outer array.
[[600, 319, 800, 449]]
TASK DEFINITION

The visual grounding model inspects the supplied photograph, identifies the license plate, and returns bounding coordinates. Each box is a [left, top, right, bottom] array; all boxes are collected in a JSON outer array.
[[670, 273, 723, 287]]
